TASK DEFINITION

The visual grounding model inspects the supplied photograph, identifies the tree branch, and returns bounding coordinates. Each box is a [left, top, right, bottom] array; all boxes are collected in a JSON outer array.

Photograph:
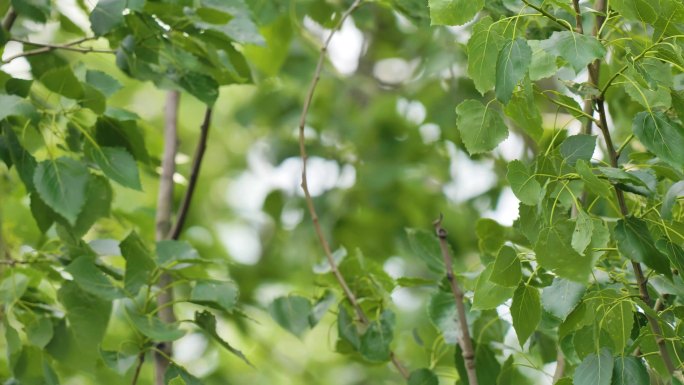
[[434, 216, 478, 385], [595, 98, 676, 375], [154, 90, 181, 385], [296, 0, 409, 379], [130, 352, 145, 385], [2, 7, 17, 31], [2, 37, 115, 64], [168, 108, 213, 240], [581, 0, 606, 135]]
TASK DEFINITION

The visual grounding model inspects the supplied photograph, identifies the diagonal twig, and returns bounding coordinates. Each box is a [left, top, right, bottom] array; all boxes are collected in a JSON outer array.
[[296, 0, 409, 379], [434, 215, 478, 385]]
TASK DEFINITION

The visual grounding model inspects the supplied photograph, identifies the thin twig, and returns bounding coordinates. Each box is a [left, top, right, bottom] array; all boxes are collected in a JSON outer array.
[[434, 215, 478, 385], [2, 37, 115, 64], [296, 0, 409, 379], [297, 0, 367, 324], [521, 0, 573, 30], [154, 90, 181, 385], [2, 7, 17, 31], [130, 352, 145, 385], [595, 98, 677, 375], [168, 108, 213, 240]]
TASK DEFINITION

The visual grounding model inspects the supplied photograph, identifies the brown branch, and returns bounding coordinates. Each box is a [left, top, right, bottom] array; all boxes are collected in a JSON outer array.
[[552, 349, 565, 382], [595, 98, 676, 375], [296, 0, 409, 379], [2, 7, 17, 31], [297, 0, 366, 323], [154, 90, 180, 385], [1, 37, 115, 64], [130, 352, 145, 385], [572, 0, 584, 34], [168, 108, 213, 240], [581, 0, 607, 135], [434, 216, 478, 385]]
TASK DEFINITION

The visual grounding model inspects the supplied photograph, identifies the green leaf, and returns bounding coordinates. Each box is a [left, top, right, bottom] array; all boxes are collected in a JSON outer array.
[[540, 31, 606, 73], [11, 0, 49, 23], [504, 82, 543, 142], [455, 99, 508, 155], [610, 0, 657, 24], [0, 94, 32, 121], [473, 263, 515, 310], [65, 256, 124, 300], [101, 350, 138, 375], [268, 295, 312, 338], [94, 116, 149, 163], [507, 160, 541, 205], [164, 365, 202, 385], [90, 0, 125, 36], [428, 291, 460, 344], [408, 368, 438, 385], [87, 145, 142, 190], [611, 356, 649, 385], [72, 174, 113, 237], [0, 272, 29, 304], [661, 181, 684, 220], [615, 217, 671, 278], [125, 302, 185, 341], [623, 67, 671, 109], [595, 291, 633, 353], [30, 192, 54, 233], [576, 159, 612, 199], [572, 209, 594, 255], [39, 66, 85, 99], [85, 70, 122, 97], [560, 134, 596, 166], [467, 16, 506, 94], [190, 280, 239, 312], [428, 0, 483, 26], [574, 348, 614, 385], [535, 218, 595, 282], [33, 158, 90, 225], [476, 218, 506, 256], [194, 311, 252, 367], [25, 316, 53, 348], [528, 40, 558, 81], [337, 306, 360, 350], [511, 283, 541, 346], [360, 310, 394, 362], [58, 281, 111, 353], [406, 228, 444, 274], [156, 240, 203, 268], [632, 111, 684, 169], [179, 72, 219, 106], [79, 84, 106, 114], [542, 277, 585, 321], [657, 239, 684, 274], [495, 38, 532, 104], [490, 246, 522, 287], [120, 231, 156, 295], [497, 355, 533, 385], [6, 78, 33, 97]]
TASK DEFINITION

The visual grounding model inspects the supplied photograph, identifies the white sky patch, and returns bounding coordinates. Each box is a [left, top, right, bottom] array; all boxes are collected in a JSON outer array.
[[373, 58, 419, 84], [391, 287, 423, 311], [419, 123, 441, 144], [396, 98, 426, 125], [495, 132, 525, 161], [443, 142, 497, 203], [216, 222, 262, 265], [482, 187, 520, 226], [1, 42, 31, 79], [303, 17, 363, 75]]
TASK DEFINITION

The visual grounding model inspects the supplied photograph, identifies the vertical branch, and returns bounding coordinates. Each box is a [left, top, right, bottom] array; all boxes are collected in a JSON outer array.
[[434, 216, 478, 385], [154, 90, 180, 385], [579, 0, 607, 135], [296, 0, 409, 379], [2, 7, 17, 31], [168, 108, 213, 240], [595, 99, 676, 375]]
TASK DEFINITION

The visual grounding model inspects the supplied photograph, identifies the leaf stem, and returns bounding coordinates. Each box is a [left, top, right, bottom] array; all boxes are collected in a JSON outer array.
[[434, 215, 478, 385], [130, 352, 145, 385], [521, 0, 573, 31]]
